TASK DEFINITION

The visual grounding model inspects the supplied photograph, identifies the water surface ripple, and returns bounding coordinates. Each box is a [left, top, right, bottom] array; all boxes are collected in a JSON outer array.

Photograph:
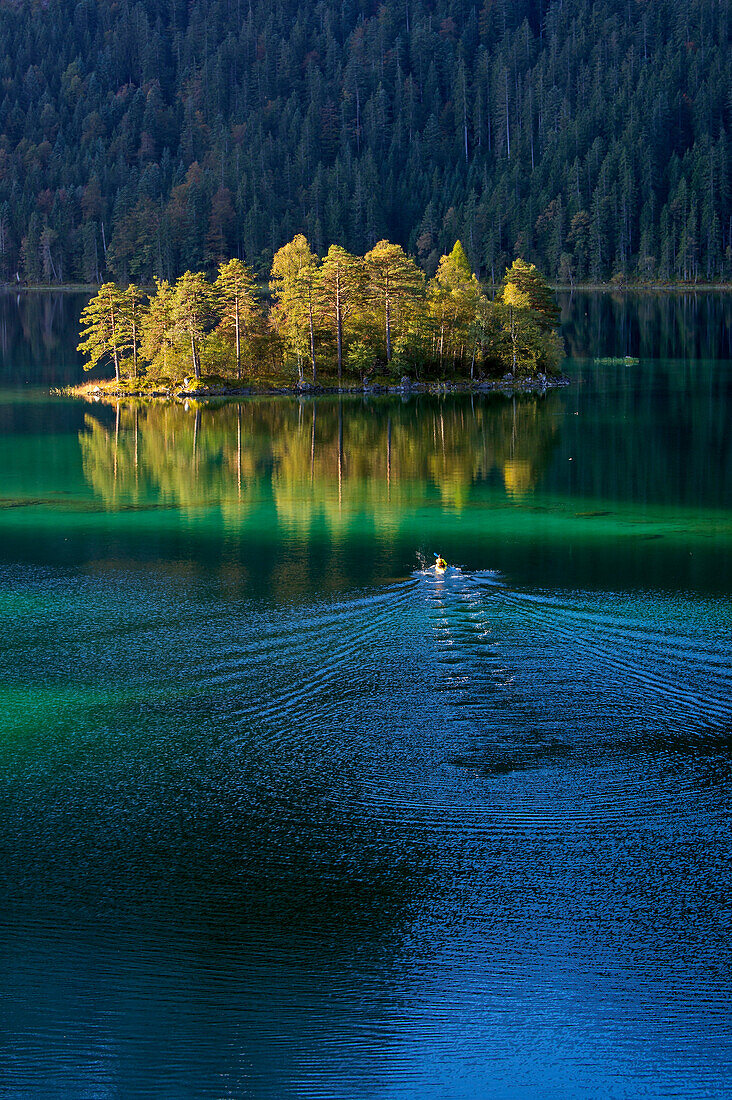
[[1, 559, 730, 1098], [0, 321, 731, 1097]]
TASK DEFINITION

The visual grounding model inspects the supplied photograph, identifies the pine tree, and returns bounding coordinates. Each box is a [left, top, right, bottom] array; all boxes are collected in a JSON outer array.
[[140, 279, 176, 377], [20, 214, 42, 284], [171, 271, 214, 382], [81, 222, 101, 285], [501, 282, 531, 372], [215, 258, 260, 378], [120, 284, 147, 380], [78, 283, 127, 382], [429, 241, 481, 370], [363, 240, 425, 362], [499, 258, 560, 331], [0, 203, 13, 282], [318, 245, 365, 380], [270, 234, 320, 382]]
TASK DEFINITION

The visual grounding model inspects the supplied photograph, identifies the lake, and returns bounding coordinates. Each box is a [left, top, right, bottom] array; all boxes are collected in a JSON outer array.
[[0, 292, 730, 1098]]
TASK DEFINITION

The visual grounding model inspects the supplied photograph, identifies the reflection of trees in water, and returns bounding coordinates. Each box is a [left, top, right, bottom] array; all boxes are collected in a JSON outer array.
[[80, 396, 563, 521], [559, 291, 732, 362], [0, 291, 90, 384]]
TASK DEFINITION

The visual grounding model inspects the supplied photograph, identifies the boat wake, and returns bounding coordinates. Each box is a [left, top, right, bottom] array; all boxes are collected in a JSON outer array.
[[188, 567, 732, 839]]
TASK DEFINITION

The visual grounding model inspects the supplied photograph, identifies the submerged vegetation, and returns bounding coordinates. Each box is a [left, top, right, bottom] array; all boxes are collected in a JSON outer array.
[[77, 242, 563, 388]]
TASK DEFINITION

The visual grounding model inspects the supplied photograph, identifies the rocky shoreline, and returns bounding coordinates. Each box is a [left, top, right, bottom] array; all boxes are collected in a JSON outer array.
[[60, 373, 571, 402]]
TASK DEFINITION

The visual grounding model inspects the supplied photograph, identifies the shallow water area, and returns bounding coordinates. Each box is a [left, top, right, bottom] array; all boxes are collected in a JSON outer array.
[[0, 293, 731, 1097]]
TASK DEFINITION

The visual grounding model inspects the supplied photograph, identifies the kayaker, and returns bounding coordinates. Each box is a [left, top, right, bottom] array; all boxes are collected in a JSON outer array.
[[435, 553, 447, 572]]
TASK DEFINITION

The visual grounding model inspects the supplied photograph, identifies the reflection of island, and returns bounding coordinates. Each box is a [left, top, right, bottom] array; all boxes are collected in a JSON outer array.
[[81, 396, 563, 519]]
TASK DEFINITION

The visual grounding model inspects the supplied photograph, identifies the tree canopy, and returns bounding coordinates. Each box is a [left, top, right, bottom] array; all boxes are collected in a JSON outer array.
[[78, 238, 563, 386]]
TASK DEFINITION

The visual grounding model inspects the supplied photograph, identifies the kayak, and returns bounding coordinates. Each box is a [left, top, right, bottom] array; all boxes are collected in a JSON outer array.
[[433, 553, 447, 574]]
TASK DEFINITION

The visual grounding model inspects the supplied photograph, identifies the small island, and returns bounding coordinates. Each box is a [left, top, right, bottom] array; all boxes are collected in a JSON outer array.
[[64, 239, 566, 400]]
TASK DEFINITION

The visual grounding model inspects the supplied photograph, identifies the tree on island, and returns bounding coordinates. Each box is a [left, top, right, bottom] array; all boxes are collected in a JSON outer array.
[[171, 271, 213, 382], [429, 242, 483, 370], [270, 235, 320, 382], [215, 259, 260, 379], [502, 283, 532, 373], [78, 283, 127, 382], [363, 241, 425, 363], [120, 284, 146, 381], [318, 245, 365, 382], [500, 259, 560, 331], [76, 239, 564, 386], [496, 260, 564, 376], [140, 280, 176, 377]]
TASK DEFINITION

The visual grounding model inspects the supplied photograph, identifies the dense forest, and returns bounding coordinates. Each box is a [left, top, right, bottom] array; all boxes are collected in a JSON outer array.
[[0, 0, 729, 286]]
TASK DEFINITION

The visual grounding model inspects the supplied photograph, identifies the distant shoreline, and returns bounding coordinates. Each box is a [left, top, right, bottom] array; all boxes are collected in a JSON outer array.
[[552, 283, 732, 293]]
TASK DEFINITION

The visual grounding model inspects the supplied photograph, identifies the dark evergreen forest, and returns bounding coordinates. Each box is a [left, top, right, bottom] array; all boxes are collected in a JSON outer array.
[[0, 0, 729, 286]]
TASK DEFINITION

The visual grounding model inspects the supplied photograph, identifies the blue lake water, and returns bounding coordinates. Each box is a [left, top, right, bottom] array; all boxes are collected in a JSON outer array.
[[0, 291, 730, 1097]]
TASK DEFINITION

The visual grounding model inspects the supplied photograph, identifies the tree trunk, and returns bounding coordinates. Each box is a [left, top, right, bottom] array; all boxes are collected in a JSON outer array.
[[235, 295, 241, 378], [131, 317, 138, 380], [308, 290, 316, 382], [335, 276, 342, 382], [190, 331, 200, 380], [109, 301, 120, 382], [511, 307, 517, 371], [385, 284, 392, 361]]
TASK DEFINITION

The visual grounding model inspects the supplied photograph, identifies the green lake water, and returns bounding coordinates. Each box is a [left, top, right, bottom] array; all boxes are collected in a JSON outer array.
[[0, 292, 730, 1097]]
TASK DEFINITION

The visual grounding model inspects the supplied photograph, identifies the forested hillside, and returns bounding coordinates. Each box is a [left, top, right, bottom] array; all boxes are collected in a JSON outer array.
[[0, 0, 729, 286]]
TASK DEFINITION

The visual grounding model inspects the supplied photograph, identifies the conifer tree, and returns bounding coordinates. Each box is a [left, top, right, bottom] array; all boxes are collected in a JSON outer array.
[[120, 284, 147, 381], [501, 283, 532, 372], [172, 271, 213, 382], [20, 214, 42, 284], [500, 259, 560, 331], [318, 245, 365, 381], [0, 202, 12, 282], [215, 259, 260, 378], [78, 282, 126, 382], [140, 280, 176, 377], [364, 240, 425, 362], [270, 235, 320, 381], [429, 241, 481, 370]]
